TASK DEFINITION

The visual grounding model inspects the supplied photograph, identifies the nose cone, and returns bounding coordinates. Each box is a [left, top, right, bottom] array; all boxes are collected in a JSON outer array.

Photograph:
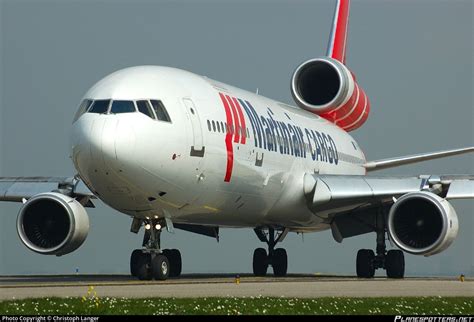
[[71, 116, 135, 186]]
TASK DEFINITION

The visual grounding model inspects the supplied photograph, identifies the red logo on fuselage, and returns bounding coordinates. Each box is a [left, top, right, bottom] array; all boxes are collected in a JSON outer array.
[[218, 93, 247, 182]]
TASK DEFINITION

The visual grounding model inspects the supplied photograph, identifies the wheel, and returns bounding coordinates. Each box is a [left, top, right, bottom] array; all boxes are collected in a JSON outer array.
[[152, 254, 170, 280], [356, 249, 375, 278], [130, 249, 142, 277], [163, 249, 182, 277], [253, 248, 268, 276], [272, 248, 288, 277], [386, 250, 405, 278], [136, 252, 152, 280], [169, 249, 182, 277]]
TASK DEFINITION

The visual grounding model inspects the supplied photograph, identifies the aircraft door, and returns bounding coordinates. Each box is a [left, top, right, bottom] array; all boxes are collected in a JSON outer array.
[[182, 98, 205, 157]]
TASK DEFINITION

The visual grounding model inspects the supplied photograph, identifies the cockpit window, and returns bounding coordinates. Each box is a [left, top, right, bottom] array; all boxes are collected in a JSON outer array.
[[73, 99, 93, 122], [150, 100, 171, 122], [110, 100, 136, 114], [136, 100, 155, 119], [88, 100, 110, 114]]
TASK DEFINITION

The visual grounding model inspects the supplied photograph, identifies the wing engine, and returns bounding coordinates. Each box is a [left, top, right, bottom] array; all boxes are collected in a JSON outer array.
[[16, 192, 90, 256], [387, 191, 459, 257]]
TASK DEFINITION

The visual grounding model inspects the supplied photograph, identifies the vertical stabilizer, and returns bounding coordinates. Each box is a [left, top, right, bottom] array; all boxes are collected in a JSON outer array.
[[327, 0, 350, 64]]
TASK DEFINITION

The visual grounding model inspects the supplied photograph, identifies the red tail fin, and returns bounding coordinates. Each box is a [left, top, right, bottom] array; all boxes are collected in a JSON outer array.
[[327, 0, 350, 64]]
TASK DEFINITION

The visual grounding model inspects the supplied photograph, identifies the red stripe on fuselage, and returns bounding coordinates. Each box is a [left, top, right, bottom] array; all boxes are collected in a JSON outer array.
[[232, 97, 246, 144], [219, 93, 234, 182], [331, 0, 350, 64], [226, 95, 241, 143]]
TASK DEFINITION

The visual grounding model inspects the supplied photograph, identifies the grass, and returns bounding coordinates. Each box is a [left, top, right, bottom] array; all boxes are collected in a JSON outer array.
[[0, 295, 472, 315]]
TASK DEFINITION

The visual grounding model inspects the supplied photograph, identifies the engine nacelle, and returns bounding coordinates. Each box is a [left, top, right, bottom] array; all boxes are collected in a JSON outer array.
[[291, 57, 370, 131], [16, 192, 89, 256], [387, 191, 459, 257]]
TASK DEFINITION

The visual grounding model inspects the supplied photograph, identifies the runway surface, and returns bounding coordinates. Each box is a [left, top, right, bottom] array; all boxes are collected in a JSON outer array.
[[0, 274, 472, 300]]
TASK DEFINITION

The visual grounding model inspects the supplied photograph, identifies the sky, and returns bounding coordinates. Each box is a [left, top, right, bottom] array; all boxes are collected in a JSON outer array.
[[0, 0, 472, 277]]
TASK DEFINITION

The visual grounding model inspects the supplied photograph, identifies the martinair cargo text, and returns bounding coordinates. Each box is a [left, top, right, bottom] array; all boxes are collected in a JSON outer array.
[[1, 0, 473, 280]]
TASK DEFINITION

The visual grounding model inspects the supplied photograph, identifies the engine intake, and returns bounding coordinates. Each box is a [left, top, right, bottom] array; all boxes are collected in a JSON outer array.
[[291, 57, 370, 131], [17, 192, 89, 256], [387, 191, 458, 257]]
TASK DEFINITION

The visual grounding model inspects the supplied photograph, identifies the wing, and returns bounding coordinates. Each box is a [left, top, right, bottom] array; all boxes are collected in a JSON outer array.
[[303, 173, 474, 242], [364, 147, 474, 172], [0, 176, 95, 206]]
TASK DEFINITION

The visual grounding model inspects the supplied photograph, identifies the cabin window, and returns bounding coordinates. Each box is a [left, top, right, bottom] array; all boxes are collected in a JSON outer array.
[[88, 99, 110, 114], [136, 100, 155, 119], [150, 100, 171, 122], [207, 120, 211, 131], [212, 121, 216, 132]]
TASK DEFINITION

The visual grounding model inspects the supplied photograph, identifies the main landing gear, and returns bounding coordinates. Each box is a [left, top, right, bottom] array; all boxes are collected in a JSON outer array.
[[130, 219, 182, 281], [252, 227, 289, 277], [356, 210, 405, 279]]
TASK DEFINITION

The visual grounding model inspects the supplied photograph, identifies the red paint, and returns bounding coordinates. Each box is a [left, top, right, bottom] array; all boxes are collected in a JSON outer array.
[[345, 97, 370, 132], [331, 0, 350, 64], [232, 97, 246, 144], [318, 74, 370, 132], [336, 89, 366, 129], [226, 95, 241, 143], [219, 93, 234, 182], [332, 82, 360, 118]]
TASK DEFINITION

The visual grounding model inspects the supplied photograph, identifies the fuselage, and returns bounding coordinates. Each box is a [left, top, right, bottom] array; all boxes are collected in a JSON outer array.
[[71, 66, 366, 232]]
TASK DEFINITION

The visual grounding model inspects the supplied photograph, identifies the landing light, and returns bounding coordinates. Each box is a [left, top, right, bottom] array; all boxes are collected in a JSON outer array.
[[155, 224, 162, 230], [145, 224, 151, 230]]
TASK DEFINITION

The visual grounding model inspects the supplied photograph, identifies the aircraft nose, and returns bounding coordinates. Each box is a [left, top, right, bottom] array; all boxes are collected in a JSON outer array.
[[88, 118, 117, 168], [72, 117, 121, 175]]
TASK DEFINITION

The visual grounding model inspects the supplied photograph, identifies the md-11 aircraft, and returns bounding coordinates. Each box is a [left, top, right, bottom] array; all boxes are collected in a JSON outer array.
[[1, 0, 472, 280]]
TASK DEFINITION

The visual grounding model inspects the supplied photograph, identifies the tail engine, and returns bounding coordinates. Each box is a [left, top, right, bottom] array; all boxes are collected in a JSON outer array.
[[387, 191, 459, 257], [291, 57, 370, 131], [16, 192, 90, 256]]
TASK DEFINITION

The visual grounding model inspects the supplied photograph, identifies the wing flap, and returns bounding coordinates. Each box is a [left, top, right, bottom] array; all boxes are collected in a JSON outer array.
[[445, 180, 474, 199]]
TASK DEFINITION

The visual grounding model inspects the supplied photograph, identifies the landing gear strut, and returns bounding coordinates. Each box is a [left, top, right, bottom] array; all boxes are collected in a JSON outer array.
[[356, 209, 405, 278], [252, 227, 289, 277], [129, 219, 182, 280]]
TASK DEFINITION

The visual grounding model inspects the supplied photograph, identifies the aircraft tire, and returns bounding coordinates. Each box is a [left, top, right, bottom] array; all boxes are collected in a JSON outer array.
[[152, 254, 170, 280], [136, 252, 153, 280], [253, 248, 268, 276], [130, 249, 142, 277], [385, 250, 405, 279], [356, 249, 375, 278], [163, 249, 182, 277], [272, 248, 288, 277]]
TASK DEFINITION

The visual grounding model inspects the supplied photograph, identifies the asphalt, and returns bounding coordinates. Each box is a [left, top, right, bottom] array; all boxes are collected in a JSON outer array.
[[0, 274, 472, 300]]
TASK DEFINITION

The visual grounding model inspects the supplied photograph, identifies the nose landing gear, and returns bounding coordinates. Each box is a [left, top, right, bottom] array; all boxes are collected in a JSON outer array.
[[129, 219, 182, 281]]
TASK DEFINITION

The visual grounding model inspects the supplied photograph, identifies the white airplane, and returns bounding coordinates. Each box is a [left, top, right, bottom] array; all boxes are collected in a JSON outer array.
[[1, 0, 473, 281]]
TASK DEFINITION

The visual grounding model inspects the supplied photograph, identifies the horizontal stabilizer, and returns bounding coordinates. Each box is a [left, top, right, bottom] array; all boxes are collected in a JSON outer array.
[[364, 147, 474, 172]]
